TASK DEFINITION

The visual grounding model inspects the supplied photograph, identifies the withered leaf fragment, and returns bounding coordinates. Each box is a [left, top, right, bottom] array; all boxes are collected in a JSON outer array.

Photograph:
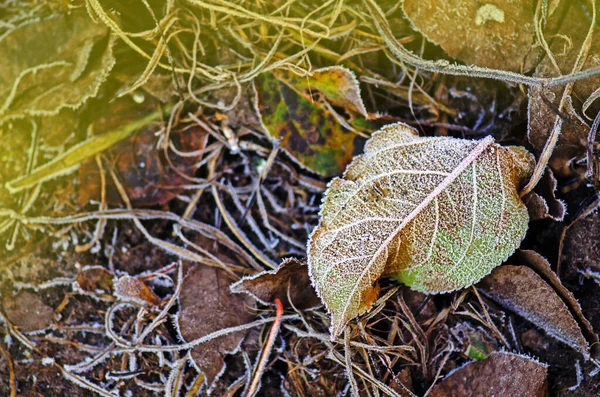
[[428, 351, 548, 397], [478, 264, 589, 358], [177, 265, 255, 389], [522, 168, 565, 221], [308, 123, 534, 337], [231, 258, 321, 310], [76, 266, 114, 295], [271, 67, 368, 118]]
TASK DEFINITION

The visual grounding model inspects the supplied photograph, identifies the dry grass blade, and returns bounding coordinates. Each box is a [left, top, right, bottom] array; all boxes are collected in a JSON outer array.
[[212, 184, 277, 269], [5, 106, 173, 193]]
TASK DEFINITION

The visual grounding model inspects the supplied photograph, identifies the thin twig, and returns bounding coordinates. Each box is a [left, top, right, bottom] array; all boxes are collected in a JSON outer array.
[[245, 298, 284, 397]]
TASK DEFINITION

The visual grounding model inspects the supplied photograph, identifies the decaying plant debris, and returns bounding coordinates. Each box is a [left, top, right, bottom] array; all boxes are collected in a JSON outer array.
[[1, 0, 600, 396]]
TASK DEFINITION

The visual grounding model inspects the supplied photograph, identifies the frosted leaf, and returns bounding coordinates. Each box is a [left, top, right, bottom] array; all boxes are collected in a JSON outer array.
[[177, 264, 255, 389], [479, 264, 588, 358], [308, 123, 534, 337]]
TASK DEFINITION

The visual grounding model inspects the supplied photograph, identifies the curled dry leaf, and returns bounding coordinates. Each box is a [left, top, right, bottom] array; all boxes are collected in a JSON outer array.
[[427, 351, 548, 397], [177, 265, 255, 389], [401, 0, 536, 72], [308, 123, 534, 337], [478, 264, 589, 358], [2, 291, 56, 332], [271, 67, 368, 118], [230, 258, 321, 310], [114, 275, 161, 307]]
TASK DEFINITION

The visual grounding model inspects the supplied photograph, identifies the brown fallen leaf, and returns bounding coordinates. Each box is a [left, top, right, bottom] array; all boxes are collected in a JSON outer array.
[[401, 0, 536, 72], [177, 264, 256, 389], [230, 258, 321, 310], [427, 351, 548, 397], [114, 275, 161, 307], [518, 249, 599, 357], [477, 264, 589, 358], [2, 291, 56, 332], [522, 168, 565, 221]]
